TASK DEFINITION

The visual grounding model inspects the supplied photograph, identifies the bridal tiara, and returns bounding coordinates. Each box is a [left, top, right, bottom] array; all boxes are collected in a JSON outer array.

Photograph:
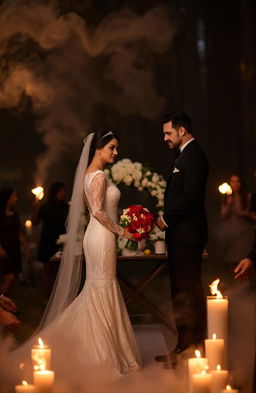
[[83, 130, 113, 145], [99, 131, 114, 142]]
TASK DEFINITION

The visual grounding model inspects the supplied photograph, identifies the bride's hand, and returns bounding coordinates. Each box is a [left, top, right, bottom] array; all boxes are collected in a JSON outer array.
[[123, 229, 137, 241]]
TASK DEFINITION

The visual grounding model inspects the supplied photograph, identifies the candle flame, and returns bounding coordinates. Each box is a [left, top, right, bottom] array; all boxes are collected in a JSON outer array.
[[201, 370, 207, 375], [25, 220, 32, 228], [38, 337, 44, 348], [195, 350, 201, 358], [226, 386, 232, 391], [217, 364, 221, 370], [32, 187, 44, 200], [218, 183, 232, 195], [212, 333, 217, 339], [209, 278, 223, 299], [22, 381, 28, 386], [19, 363, 25, 370]]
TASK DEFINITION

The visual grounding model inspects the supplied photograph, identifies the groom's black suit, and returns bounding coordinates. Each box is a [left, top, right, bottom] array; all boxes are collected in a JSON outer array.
[[163, 139, 209, 350]]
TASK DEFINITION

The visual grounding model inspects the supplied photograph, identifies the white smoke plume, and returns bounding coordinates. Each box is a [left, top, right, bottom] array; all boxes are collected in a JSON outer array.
[[0, 1, 177, 184]]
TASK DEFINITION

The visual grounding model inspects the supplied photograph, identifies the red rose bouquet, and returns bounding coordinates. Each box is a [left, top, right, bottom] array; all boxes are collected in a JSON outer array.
[[120, 205, 155, 251]]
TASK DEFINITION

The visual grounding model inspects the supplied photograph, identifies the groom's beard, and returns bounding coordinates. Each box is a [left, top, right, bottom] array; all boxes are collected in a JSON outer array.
[[167, 141, 181, 150]]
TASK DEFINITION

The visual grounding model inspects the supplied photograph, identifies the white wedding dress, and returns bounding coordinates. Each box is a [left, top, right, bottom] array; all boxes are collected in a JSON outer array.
[[33, 170, 141, 375]]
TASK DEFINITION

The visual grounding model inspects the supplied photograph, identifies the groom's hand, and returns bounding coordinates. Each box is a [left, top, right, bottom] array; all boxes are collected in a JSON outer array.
[[157, 217, 166, 231]]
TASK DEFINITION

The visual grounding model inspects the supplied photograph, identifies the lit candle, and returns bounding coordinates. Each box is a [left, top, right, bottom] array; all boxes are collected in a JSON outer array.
[[15, 380, 35, 393], [33, 368, 54, 393], [211, 365, 229, 393], [188, 350, 208, 393], [25, 220, 32, 236], [192, 370, 212, 393], [205, 334, 224, 369], [32, 187, 44, 200], [218, 183, 232, 195], [31, 338, 51, 370], [222, 385, 239, 393], [207, 279, 228, 340]]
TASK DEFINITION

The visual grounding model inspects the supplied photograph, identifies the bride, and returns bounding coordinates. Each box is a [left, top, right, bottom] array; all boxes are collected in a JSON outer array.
[[14, 130, 142, 377]]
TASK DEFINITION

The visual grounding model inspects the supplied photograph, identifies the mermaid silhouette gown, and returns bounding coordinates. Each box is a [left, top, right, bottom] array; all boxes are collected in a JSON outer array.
[[34, 170, 141, 375]]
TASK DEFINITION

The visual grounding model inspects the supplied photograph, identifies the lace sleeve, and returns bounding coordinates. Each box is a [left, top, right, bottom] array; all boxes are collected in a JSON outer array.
[[90, 172, 125, 237]]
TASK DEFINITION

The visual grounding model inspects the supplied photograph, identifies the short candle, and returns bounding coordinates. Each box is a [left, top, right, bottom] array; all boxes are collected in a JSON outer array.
[[188, 350, 208, 393], [33, 369, 54, 393], [222, 385, 239, 393], [211, 365, 229, 393], [31, 338, 51, 370], [205, 333, 224, 369], [192, 370, 212, 393], [15, 380, 35, 393]]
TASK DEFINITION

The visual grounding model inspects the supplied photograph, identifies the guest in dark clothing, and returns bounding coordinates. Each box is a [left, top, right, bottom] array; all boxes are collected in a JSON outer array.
[[31, 182, 69, 303], [0, 188, 30, 296], [220, 174, 254, 265]]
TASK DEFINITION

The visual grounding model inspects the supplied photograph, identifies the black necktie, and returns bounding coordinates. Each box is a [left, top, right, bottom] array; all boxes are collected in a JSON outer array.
[[173, 150, 181, 168]]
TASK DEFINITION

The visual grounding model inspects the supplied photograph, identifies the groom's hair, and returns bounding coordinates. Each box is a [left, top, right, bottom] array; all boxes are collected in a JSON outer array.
[[161, 111, 192, 134]]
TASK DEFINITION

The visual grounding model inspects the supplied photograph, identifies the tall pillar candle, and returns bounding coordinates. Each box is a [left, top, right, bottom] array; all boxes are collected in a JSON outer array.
[[211, 365, 228, 393], [188, 351, 208, 393], [207, 296, 228, 339], [192, 370, 212, 393], [205, 334, 224, 369]]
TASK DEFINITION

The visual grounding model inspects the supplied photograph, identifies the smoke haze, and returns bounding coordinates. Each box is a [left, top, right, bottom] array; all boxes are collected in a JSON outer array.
[[0, 1, 177, 184]]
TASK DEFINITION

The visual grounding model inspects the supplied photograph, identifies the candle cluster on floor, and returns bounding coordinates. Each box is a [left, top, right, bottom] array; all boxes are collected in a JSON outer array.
[[189, 278, 239, 393], [15, 338, 55, 393]]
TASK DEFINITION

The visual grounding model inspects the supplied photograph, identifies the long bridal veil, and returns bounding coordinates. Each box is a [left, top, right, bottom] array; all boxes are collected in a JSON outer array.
[[37, 132, 94, 330]]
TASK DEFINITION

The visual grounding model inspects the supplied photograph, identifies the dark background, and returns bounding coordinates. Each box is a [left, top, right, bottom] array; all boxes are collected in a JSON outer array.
[[0, 0, 256, 241]]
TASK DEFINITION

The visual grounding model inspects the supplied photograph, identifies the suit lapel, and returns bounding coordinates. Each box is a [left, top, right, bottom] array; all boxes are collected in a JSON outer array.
[[164, 140, 196, 195]]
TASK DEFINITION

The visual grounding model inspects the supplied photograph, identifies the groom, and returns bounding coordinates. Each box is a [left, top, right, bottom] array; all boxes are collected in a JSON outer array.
[[156, 111, 209, 367]]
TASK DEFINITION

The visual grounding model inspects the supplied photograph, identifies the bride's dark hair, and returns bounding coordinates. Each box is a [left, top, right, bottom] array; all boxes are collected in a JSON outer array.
[[88, 129, 119, 166]]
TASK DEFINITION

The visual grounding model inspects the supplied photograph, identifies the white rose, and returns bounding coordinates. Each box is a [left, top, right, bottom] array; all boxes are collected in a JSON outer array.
[[123, 175, 133, 185], [141, 178, 148, 187], [152, 174, 160, 183], [134, 162, 142, 170], [133, 171, 142, 181], [121, 159, 132, 165]]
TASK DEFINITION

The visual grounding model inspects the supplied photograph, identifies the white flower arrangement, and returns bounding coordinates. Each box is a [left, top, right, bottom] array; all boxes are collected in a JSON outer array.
[[105, 159, 166, 209], [150, 226, 165, 242]]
